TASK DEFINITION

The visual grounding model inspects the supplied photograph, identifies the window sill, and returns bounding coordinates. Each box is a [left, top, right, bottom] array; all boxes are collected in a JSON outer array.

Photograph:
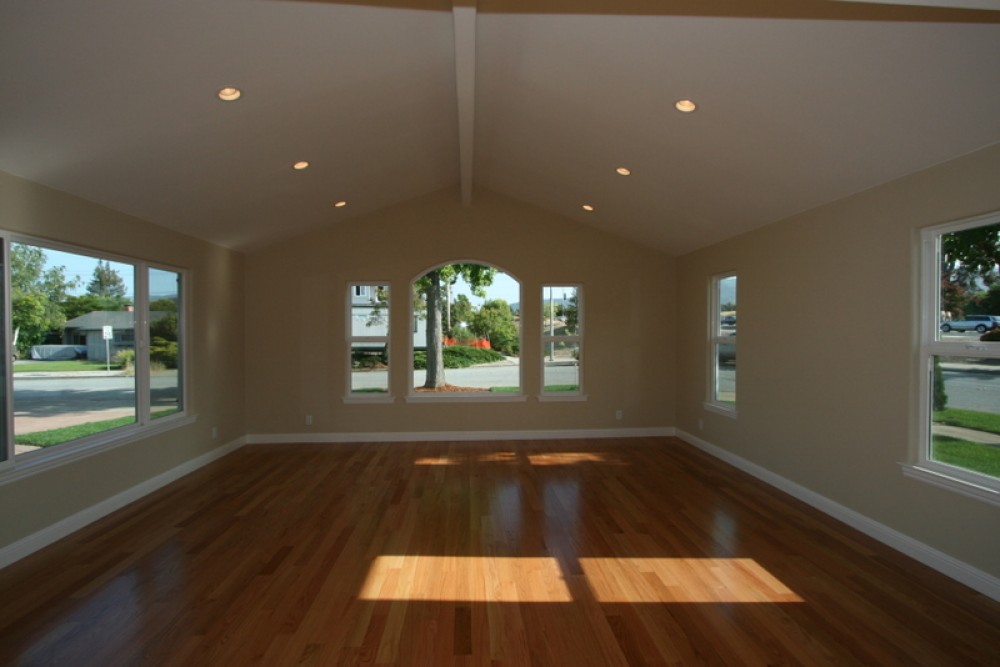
[[406, 393, 528, 404], [901, 463, 1000, 508], [703, 401, 738, 419], [1, 413, 197, 487]]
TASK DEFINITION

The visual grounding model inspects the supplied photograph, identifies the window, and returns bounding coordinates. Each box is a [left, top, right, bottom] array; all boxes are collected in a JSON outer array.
[[542, 285, 583, 397], [149, 267, 183, 418], [347, 283, 390, 398], [409, 263, 522, 399], [708, 273, 737, 415], [910, 213, 1000, 503], [2, 235, 188, 474]]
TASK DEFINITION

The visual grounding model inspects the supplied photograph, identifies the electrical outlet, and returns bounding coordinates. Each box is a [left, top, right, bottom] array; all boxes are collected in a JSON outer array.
[[615, 410, 623, 420], [211, 426, 218, 440], [305, 415, 313, 426], [698, 419, 704, 431]]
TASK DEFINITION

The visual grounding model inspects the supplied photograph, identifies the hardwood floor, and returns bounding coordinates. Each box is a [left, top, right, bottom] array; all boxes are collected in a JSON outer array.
[[0, 438, 998, 666]]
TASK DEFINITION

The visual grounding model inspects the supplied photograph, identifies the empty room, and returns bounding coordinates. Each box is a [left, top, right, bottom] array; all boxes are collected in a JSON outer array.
[[1, 1, 999, 665]]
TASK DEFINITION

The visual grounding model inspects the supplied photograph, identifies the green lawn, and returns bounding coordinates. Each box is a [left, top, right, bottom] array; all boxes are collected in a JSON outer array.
[[14, 360, 122, 373], [933, 408, 1000, 436], [16, 409, 178, 447], [930, 407, 1000, 478], [931, 436, 1000, 478]]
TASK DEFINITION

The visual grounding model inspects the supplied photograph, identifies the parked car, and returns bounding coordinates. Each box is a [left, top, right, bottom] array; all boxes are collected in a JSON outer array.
[[940, 315, 1000, 333]]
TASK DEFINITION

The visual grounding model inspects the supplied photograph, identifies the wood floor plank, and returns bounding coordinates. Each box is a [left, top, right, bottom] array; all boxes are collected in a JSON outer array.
[[1, 437, 998, 666]]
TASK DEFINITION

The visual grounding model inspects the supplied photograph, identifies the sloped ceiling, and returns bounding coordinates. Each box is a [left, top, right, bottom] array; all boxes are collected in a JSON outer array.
[[1, 0, 998, 254]]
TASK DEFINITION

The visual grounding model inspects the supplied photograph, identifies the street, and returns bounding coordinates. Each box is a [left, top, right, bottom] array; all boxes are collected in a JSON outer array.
[[13, 373, 180, 434]]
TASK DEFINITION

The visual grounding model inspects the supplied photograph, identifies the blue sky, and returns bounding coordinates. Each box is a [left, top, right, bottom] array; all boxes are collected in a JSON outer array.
[[36, 245, 178, 299]]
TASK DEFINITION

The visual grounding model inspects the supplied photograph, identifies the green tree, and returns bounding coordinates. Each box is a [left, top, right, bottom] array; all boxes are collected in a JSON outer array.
[[564, 293, 579, 334], [11, 244, 78, 357], [470, 299, 519, 356], [941, 222, 1000, 316], [415, 264, 495, 388], [87, 260, 128, 299], [449, 294, 474, 336]]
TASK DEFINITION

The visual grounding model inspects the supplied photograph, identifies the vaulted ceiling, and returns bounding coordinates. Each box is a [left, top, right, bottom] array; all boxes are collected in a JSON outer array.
[[2, 0, 999, 254]]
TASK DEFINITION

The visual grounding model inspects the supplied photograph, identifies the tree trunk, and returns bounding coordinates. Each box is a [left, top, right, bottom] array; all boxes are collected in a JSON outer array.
[[423, 270, 446, 388]]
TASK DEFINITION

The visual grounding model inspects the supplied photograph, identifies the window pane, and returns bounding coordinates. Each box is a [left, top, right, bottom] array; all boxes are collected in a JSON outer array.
[[718, 275, 737, 336], [351, 286, 388, 338], [412, 265, 520, 393], [352, 346, 389, 392], [542, 286, 580, 335], [543, 341, 580, 392], [149, 268, 182, 417], [13, 243, 136, 454], [937, 222, 1000, 341], [930, 355, 1000, 480], [350, 284, 389, 394], [714, 343, 736, 404]]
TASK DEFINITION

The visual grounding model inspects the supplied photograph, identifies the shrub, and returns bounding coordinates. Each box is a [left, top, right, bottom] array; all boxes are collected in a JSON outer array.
[[150, 337, 178, 369], [413, 345, 503, 369], [114, 348, 135, 375]]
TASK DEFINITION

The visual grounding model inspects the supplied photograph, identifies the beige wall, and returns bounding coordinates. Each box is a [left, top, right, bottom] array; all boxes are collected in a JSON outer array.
[[245, 188, 676, 436], [676, 144, 1000, 578], [0, 170, 246, 549]]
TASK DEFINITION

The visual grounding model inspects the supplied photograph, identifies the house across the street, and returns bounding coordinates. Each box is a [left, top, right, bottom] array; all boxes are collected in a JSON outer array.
[[62, 310, 166, 362]]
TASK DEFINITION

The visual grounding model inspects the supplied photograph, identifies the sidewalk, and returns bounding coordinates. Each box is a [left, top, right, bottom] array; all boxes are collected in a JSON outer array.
[[13, 370, 128, 379], [932, 424, 1000, 446]]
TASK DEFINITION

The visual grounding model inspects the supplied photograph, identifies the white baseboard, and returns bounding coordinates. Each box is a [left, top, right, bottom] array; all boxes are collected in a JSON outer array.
[[246, 426, 675, 445], [0, 436, 247, 571], [675, 429, 1000, 603]]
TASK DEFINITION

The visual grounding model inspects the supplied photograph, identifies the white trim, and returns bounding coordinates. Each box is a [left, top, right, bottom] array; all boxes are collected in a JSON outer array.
[[247, 426, 675, 445], [0, 435, 246, 571], [677, 429, 1000, 602], [902, 463, 1000, 507]]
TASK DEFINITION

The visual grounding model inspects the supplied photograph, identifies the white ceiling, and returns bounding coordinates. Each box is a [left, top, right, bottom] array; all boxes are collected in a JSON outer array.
[[1, 0, 999, 255]]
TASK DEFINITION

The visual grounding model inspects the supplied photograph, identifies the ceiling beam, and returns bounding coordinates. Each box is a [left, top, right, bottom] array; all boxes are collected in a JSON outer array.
[[452, 0, 477, 206]]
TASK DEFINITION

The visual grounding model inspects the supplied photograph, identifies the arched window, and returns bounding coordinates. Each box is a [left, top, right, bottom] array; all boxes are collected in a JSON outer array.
[[410, 262, 522, 397]]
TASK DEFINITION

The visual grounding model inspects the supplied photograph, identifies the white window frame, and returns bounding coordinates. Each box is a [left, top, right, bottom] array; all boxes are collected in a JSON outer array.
[[904, 211, 1000, 506], [0, 233, 193, 484], [345, 282, 392, 403], [540, 284, 585, 401], [706, 272, 737, 417]]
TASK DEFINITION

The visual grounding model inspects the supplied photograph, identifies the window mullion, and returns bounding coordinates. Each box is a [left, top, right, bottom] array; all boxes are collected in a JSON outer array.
[[135, 263, 151, 425]]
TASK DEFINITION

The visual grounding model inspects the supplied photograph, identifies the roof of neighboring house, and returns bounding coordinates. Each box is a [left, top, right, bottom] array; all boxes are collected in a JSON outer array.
[[65, 311, 168, 330]]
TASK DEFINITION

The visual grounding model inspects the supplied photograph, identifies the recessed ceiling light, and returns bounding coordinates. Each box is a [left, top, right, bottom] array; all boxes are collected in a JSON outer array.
[[217, 87, 242, 101], [675, 99, 697, 113], [334, 200, 348, 208], [582, 204, 595, 212], [293, 161, 310, 170], [616, 167, 632, 176]]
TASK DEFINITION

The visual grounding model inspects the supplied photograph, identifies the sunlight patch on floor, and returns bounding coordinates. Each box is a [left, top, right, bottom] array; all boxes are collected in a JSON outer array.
[[358, 556, 572, 602], [580, 557, 803, 603]]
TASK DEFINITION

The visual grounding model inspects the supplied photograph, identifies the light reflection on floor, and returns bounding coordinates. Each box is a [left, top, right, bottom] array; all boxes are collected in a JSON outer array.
[[358, 555, 802, 604]]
